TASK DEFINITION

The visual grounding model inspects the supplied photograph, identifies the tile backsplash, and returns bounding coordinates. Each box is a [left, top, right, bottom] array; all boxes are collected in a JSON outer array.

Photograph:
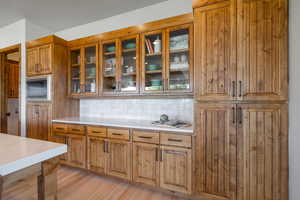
[[80, 98, 194, 123]]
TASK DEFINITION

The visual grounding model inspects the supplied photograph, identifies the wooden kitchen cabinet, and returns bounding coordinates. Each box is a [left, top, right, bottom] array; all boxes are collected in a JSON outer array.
[[87, 136, 106, 174], [160, 145, 192, 194], [27, 103, 51, 141], [6, 60, 19, 98], [194, 1, 236, 101], [236, 0, 288, 101], [50, 135, 69, 162], [133, 143, 159, 186], [141, 24, 193, 95], [68, 134, 86, 168], [236, 103, 288, 200], [27, 44, 52, 76], [69, 44, 98, 96], [194, 103, 236, 199], [106, 139, 132, 180], [101, 35, 140, 96]]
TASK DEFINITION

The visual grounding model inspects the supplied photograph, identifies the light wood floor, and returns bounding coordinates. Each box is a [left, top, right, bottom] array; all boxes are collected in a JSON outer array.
[[2, 166, 188, 200]]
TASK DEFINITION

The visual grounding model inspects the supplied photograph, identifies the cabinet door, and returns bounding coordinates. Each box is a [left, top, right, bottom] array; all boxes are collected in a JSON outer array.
[[68, 134, 86, 168], [194, 103, 236, 199], [141, 30, 166, 94], [83, 45, 98, 95], [26, 103, 39, 139], [166, 24, 193, 93], [27, 103, 51, 141], [38, 44, 52, 74], [160, 146, 192, 194], [101, 40, 119, 95], [106, 140, 132, 180], [87, 137, 106, 174], [194, 1, 236, 101], [13, 63, 19, 98], [133, 143, 159, 186], [237, 104, 288, 200], [236, 0, 288, 101], [119, 35, 140, 95], [70, 48, 82, 95], [27, 47, 39, 76]]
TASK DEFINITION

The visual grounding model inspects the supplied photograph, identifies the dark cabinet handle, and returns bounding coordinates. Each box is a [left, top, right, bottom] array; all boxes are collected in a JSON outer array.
[[239, 81, 243, 97], [238, 107, 243, 124], [106, 142, 109, 153], [232, 107, 236, 124], [155, 148, 159, 161], [72, 129, 80, 132], [112, 133, 122, 136], [160, 149, 163, 161], [168, 138, 182, 142], [165, 150, 185, 155], [138, 136, 153, 139], [56, 128, 64, 130], [232, 81, 236, 97]]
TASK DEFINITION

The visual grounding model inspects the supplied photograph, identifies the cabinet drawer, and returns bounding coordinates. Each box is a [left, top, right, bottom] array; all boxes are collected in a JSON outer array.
[[160, 133, 191, 148], [87, 126, 107, 137], [133, 130, 159, 144], [53, 123, 68, 133], [108, 128, 130, 141], [68, 124, 85, 135]]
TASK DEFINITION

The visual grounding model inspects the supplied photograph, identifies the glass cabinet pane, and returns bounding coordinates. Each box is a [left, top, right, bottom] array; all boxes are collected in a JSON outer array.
[[84, 46, 97, 93], [102, 42, 117, 93], [120, 38, 137, 92], [144, 33, 163, 91], [168, 28, 190, 90], [71, 49, 81, 94]]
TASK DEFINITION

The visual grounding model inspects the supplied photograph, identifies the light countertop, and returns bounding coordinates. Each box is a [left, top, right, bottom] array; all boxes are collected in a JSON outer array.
[[52, 117, 194, 135], [0, 134, 67, 176]]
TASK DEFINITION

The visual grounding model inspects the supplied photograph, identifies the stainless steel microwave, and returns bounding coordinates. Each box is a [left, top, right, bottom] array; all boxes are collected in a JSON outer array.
[[26, 75, 52, 101]]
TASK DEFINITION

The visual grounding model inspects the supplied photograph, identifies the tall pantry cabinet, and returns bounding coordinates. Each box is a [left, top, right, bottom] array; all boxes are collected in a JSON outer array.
[[193, 0, 288, 200], [26, 36, 79, 141]]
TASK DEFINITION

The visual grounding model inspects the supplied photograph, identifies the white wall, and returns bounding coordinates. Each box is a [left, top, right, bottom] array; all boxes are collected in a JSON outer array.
[[0, 19, 25, 49], [26, 20, 52, 41], [289, 0, 299, 199], [56, 0, 192, 40]]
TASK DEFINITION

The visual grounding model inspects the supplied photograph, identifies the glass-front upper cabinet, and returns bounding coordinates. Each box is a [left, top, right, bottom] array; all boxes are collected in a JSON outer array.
[[70, 48, 82, 94], [120, 35, 139, 94], [102, 40, 118, 95], [166, 24, 193, 93], [69, 44, 98, 96], [141, 30, 165, 93]]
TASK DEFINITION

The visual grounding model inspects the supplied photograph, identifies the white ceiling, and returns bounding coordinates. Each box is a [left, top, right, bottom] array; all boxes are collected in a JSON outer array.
[[0, 0, 167, 32]]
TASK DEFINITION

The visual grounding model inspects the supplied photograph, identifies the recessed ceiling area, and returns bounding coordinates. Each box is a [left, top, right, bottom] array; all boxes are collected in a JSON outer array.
[[0, 0, 167, 32]]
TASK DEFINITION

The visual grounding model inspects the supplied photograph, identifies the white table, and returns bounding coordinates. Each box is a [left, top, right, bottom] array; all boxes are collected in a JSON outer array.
[[0, 134, 67, 200]]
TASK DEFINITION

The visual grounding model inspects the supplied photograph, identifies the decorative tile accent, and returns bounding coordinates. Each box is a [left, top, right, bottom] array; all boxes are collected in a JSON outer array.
[[80, 99, 194, 123]]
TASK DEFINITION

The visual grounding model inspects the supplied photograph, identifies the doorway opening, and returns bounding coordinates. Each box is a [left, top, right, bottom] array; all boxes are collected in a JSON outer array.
[[0, 45, 21, 136]]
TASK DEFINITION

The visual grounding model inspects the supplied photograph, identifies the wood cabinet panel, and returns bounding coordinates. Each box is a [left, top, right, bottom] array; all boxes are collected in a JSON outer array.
[[133, 130, 159, 144], [133, 143, 159, 186], [160, 146, 192, 194], [68, 124, 85, 135], [87, 126, 107, 137], [27, 48, 39, 76], [27, 103, 51, 141], [194, 2, 236, 101], [50, 136, 69, 162], [160, 133, 191, 148], [237, 103, 288, 200], [38, 44, 52, 74], [106, 140, 132, 180], [194, 103, 236, 199], [87, 137, 106, 174], [236, 0, 288, 101], [6, 61, 19, 98], [68, 134, 86, 168], [107, 128, 130, 141]]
